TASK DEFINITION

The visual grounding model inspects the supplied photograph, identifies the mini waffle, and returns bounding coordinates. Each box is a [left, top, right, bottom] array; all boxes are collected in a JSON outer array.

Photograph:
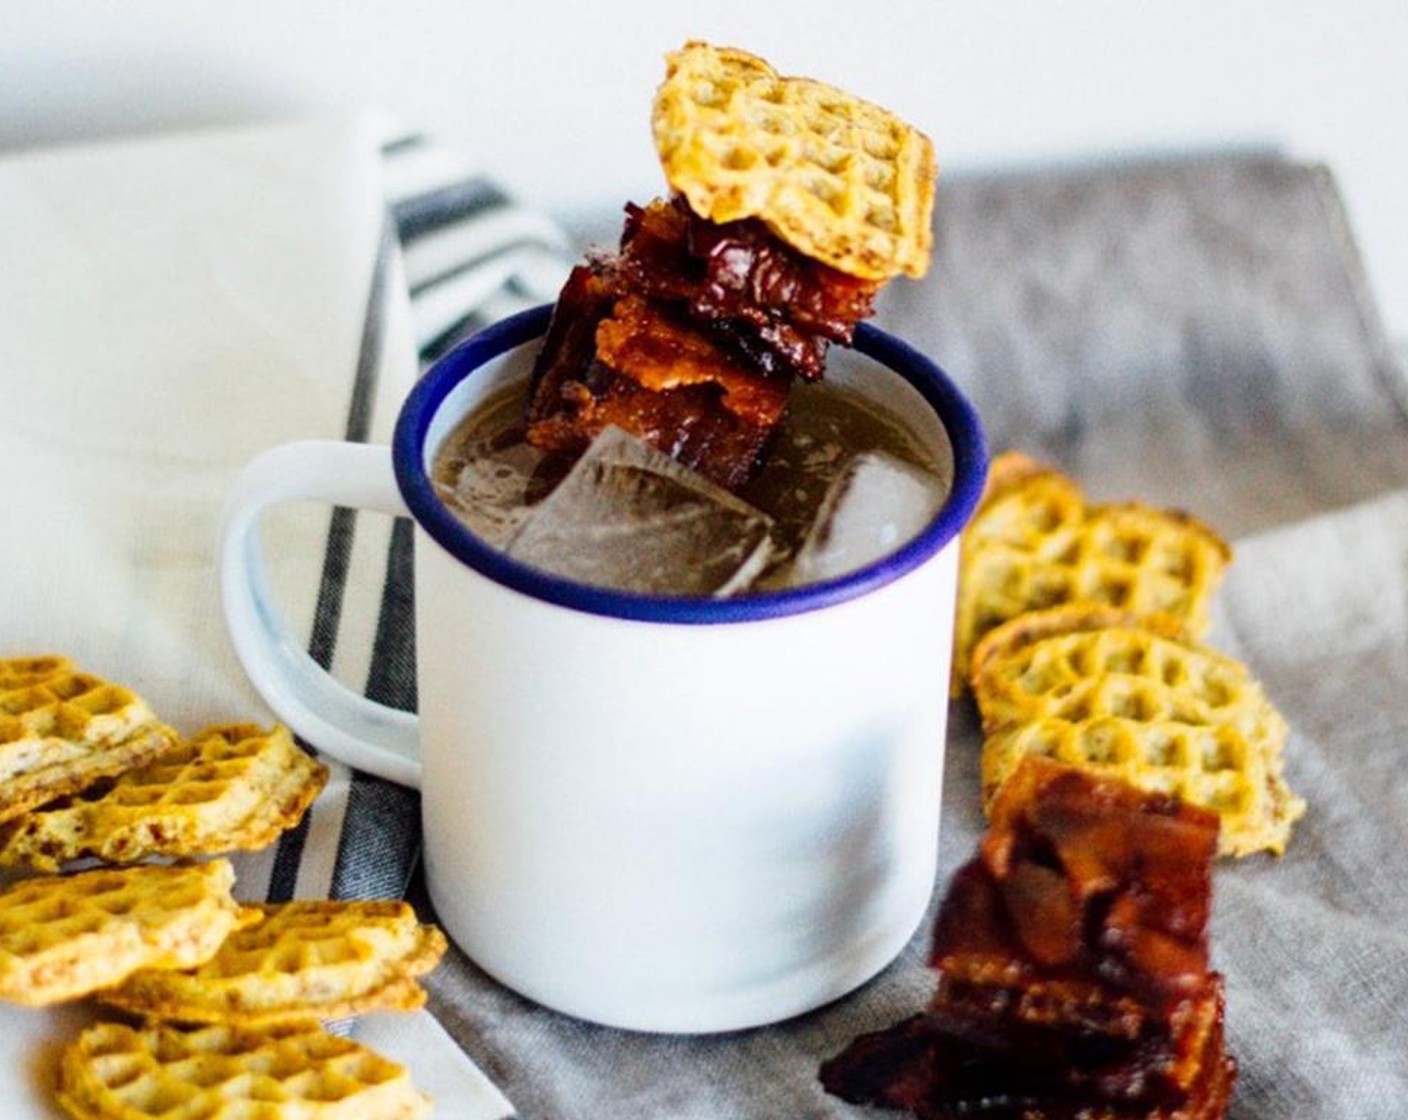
[[0, 723, 328, 871], [652, 41, 936, 280], [0, 655, 178, 824], [56, 1019, 431, 1120], [952, 452, 1232, 695], [0, 859, 254, 1006], [102, 899, 448, 1026], [972, 605, 1305, 857]]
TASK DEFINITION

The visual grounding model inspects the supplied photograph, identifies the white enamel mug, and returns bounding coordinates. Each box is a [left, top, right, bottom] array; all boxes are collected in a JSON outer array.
[[220, 305, 987, 1033]]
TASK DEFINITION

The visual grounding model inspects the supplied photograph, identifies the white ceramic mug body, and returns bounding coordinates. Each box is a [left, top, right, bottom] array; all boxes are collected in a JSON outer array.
[[222, 306, 987, 1033], [416, 513, 956, 1032]]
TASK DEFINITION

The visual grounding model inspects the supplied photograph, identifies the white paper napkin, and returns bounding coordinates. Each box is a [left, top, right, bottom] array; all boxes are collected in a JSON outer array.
[[0, 114, 569, 1120]]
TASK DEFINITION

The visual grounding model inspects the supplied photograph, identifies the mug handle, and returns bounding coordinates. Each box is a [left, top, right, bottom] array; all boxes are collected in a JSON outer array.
[[220, 440, 422, 788]]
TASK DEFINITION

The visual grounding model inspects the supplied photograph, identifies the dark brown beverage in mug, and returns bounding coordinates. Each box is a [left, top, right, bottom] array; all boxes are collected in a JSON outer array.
[[431, 378, 942, 591]]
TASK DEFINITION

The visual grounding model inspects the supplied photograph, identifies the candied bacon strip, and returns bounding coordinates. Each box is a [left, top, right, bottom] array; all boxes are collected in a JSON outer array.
[[975, 759, 1218, 1004], [706, 314, 830, 384], [593, 295, 789, 427], [928, 860, 1156, 1038], [822, 759, 1234, 1120], [821, 991, 1233, 1119], [525, 264, 615, 424], [525, 194, 881, 488], [528, 376, 775, 493], [524, 267, 779, 490], [614, 196, 880, 380], [926, 977, 1228, 1104], [819, 1015, 949, 1116], [618, 197, 879, 339]]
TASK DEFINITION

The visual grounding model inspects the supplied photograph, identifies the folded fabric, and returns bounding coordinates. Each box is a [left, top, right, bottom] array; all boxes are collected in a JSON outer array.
[[242, 121, 570, 912], [0, 113, 571, 1120], [433, 155, 1408, 1119]]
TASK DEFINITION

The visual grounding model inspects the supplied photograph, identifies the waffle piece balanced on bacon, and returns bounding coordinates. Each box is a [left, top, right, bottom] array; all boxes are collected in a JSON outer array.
[[525, 42, 937, 491], [821, 757, 1236, 1120]]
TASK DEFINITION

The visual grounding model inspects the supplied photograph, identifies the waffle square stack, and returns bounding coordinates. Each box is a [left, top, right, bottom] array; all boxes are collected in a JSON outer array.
[[821, 757, 1237, 1119], [952, 452, 1232, 696], [102, 899, 448, 1025], [0, 653, 440, 1117], [952, 452, 1303, 859], [0, 868, 449, 1119]]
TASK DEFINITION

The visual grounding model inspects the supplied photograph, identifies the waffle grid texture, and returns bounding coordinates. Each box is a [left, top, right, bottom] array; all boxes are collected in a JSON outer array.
[[0, 723, 328, 871], [103, 900, 448, 1026], [652, 41, 936, 281], [0, 860, 252, 1006], [973, 606, 1305, 857], [0, 655, 177, 824], [953, 452, 1232, 695], [57, 1020, 432, 1120]]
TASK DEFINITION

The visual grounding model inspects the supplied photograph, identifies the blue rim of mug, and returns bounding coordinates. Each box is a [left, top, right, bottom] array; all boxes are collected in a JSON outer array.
[[393, 304, 988, 625]]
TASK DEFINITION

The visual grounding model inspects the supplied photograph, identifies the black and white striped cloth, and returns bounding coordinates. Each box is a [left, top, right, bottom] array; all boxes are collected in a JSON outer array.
[[243, 129, 573, 1119], [255, 130, 572, 911], [385, 132, 573, 364]]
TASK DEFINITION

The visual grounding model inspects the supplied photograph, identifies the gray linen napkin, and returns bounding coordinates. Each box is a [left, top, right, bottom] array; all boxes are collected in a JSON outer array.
[[1210, 489, 1408, 1112], [423, 154, 1408, 1118]]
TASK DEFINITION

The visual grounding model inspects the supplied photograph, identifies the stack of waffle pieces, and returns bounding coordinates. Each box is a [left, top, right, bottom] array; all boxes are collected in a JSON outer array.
[[0, 655, 179, 825], [953, 451, 1304, 859], [821, 757, 1236, 1120], [0, 722, 327, 870], [0, 858, 444, 1119], [0, 654, 444, 1118], [952, 451, 1232, 695]]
